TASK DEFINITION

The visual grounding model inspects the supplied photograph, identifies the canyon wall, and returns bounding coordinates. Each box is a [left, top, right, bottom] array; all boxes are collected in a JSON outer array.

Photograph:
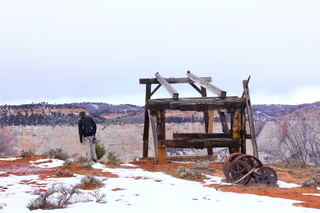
[[4, 122, 259, 162], [6, 119, 315, 163]]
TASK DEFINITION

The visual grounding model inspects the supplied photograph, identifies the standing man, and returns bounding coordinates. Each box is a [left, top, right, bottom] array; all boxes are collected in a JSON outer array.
[[78, 111, 98, 162]]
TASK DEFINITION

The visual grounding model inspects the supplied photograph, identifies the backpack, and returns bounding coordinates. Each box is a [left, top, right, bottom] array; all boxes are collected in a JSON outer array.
[[82, 117, 95, 135]]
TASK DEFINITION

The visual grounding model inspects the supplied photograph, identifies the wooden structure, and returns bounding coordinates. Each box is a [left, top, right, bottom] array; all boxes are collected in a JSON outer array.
[[139, 71, 258, 164]]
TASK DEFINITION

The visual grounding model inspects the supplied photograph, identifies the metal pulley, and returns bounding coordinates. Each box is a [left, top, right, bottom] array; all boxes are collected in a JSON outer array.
[[223, 153, 278, 186]]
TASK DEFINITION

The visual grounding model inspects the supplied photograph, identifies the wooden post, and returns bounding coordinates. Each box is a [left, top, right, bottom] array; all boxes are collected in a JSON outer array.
[[149, 110, 158, 163], [142, 83, 151, 157], [240, 107, 246, 154], [230, 108, 241, 154], [218, 110, 229, 133], [200, 87, 214, 155], [243, 79, 258, 158], [156, 109, 166, 164]]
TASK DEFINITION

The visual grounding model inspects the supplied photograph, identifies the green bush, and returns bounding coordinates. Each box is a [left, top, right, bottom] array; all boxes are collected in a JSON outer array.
[[106, 151, 122, 166], [80, 174, 105, 188], [55, 169, 74, 177], [19, 149, 35, 158], [63, 159, 72, 168], [192, 163, 213, 170], [81, 162, 94, 170], [301, 174, 320, 187], [176, 166, 202, 179], [43, 148, 69, 160], [95, 140, 106, 160], [76, 155, 91, 164]]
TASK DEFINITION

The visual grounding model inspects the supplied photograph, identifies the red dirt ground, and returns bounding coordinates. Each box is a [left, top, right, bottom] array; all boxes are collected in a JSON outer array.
[[1, 157, 320, 210]]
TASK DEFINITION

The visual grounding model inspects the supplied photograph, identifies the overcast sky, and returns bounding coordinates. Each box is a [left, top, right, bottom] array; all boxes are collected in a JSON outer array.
[[1, 0, 319, 106]]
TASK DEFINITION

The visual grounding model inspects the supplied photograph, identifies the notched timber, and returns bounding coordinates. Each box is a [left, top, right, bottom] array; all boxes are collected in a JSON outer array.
[[155, 72, 179, 100], [146, 97, 246, 110], [187, 71, 227, 97]]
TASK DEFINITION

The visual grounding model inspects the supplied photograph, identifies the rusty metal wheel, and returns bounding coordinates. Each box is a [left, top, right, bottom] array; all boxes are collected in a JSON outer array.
[[254, 166, 278, 186], [226, 160, 251, 185], [223, 153, 245, 178], [233, 154, 263, 169]]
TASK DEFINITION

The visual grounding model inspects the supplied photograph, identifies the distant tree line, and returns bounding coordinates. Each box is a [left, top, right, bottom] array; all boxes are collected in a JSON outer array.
[[0, 112, 106, 126], [0, 103, 82, 111]]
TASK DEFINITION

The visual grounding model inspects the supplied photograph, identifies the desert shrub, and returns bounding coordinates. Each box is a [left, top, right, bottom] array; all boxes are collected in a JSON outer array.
[[43, 148, 69, 160], [106, 151, 122, 166], [80, 174, 105, 189], [27, 184, 81, 210], [192, 163, 213, 171], [177, 166, 186, 173], [81, 162, 94, 170], [75, 155, 93, 170], [55, 169, 74, 177], [176, 166, 202, 179], [95, 140, 106, 160], [301, 174, 320, 187], [63, 159, 72, 168], [76, 155, 91, 164], [19, 149, 35, 158], [89, 190, 107, 203]]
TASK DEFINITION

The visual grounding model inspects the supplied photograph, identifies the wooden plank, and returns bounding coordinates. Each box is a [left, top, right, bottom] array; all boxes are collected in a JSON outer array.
[[139, 155, 217, 162], [187, 71, 227, 97], [139, 77, 212, 84], [173, 133, 231, 139], [158, 138, 241, 148], [155, 72, 179, 100], [170, 99, 246, 111], [173, 133, 251, 139]]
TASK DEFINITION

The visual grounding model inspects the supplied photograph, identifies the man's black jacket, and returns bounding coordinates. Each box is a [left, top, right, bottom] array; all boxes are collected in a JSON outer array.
[[78, 116, 97, 143]]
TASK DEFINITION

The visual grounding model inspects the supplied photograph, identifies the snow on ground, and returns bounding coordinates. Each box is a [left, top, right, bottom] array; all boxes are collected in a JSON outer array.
[[0, 158, 320, 213]]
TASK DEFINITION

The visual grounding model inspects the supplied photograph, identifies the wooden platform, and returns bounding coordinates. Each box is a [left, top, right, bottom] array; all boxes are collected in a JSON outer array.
[[139, 72, 258, 164]]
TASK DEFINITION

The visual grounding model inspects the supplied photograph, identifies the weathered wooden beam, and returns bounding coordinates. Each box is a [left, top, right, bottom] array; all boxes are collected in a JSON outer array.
[[139, 77, 212, 84], [158, 138, 241, 148], [139, 155, 217, 162], [156, 109, 166, 164], [243, 78, 258, 158], [148, 110, 158, 162], [155, 72, 179, 100], [150, 84, 161, 97], [187, 71, 227, 97], [170, 98, 246, 111], [218, 110, 229, 133], [173, 133, 251, 139], [146, 97, 246, 110], [230, 108, 241, 154], [241, 107, 247, 154], [173, 133, 231, 139], [142, 83, 151, 157]]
